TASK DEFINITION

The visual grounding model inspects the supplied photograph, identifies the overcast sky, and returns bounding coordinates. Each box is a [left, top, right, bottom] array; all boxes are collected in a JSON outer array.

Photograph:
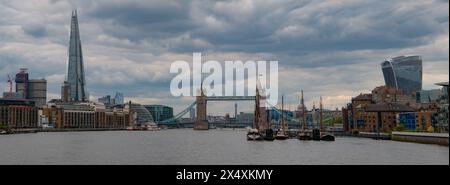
[[0, 0, 448, 115]]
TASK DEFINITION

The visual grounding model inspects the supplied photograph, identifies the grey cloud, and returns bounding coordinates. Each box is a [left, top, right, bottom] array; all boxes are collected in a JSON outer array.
[[74, 0, 449, 56], [85, 0, 193, 41], [22, 24, 48, 38]]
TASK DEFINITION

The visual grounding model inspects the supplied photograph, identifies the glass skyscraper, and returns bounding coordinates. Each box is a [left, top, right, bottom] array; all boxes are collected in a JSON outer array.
[[381, 56, 422, 93], [114, 92, 124, 105], [67, 10, 87, 101]]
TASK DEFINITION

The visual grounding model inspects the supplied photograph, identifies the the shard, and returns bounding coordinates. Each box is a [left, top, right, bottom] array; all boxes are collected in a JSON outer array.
[[67, 10, 87, 101]]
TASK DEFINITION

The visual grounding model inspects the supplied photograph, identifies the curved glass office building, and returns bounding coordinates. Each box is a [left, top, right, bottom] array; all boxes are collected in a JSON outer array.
[[381, 56, 422, 94], [129, 103, 155, 124]]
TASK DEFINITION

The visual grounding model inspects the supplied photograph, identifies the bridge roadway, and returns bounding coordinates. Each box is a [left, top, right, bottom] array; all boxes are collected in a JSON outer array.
[[157, 121, 251, 128], [204, 96, 256, 101], [158, 96, 258, 128]]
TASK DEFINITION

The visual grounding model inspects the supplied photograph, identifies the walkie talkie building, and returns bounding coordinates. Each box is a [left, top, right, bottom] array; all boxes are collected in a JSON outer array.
[[381, 56, 422, 94], [67, 10, 87, 102]]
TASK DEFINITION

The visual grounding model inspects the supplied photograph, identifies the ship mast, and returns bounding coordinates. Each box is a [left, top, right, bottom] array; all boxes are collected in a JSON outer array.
[[320, 96, 323, 132], [301, 90, 306, 131], [253, 85, 260, 130], [282, 95, 284, 131]]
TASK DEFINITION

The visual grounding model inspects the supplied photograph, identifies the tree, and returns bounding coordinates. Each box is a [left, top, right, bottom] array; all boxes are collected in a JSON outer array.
[[427, 126, 434, 133], [392, 124, 406, 132]]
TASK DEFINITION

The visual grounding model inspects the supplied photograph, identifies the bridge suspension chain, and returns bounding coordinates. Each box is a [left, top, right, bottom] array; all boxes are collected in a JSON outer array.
[[160, 101, 197, 123], [265, 101, 299, 123]]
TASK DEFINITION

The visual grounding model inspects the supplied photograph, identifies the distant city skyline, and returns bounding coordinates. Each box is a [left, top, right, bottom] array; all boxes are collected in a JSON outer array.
[[0, 0, 448, 116]]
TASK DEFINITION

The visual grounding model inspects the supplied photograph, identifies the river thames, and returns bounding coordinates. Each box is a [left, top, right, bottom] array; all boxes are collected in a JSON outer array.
[[0, 129, 448, 165]]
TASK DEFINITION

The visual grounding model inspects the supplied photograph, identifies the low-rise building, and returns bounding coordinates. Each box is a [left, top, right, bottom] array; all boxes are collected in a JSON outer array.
[[397, 111, 436, 131], [416, 89, 443, 103], [435, 82, 449, 132], [364, 103, 415, 132], [237, 112, 253, 124], [351, 93, 372, 131], [42, 102, 132, 129], [372, 86, 417, 107], [343, 84, 444, 133], [0, 99, 38, 128]]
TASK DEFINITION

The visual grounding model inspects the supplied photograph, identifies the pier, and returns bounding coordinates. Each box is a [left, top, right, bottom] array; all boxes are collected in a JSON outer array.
[[392, 132, 449, 146], [1, 128, 126, 135], [358, 132, 391, 140]]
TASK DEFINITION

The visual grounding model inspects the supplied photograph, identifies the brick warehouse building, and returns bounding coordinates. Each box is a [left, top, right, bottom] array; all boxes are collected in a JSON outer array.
[[42, 102, 132, 129], [343, 86, 440, 133], [0, 99, 38, 128]]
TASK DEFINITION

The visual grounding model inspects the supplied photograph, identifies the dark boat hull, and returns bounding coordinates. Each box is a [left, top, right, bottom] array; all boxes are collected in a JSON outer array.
[[298, 135, 312, 140], [320, 134, 335, 141], [274, 135, 289, 140], [298, 131, 313, 140], [263, 129, 274, 141], [312, 129, 321, 141]]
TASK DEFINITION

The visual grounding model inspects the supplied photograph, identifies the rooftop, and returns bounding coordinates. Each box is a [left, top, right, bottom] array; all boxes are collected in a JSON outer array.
[[352, 93, 372, 101], [365, 103, 415, 112], [435, 82, 449, 87]]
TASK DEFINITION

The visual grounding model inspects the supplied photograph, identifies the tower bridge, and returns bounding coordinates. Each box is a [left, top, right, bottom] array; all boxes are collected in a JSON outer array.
[[157, 93, 336, 130], [194, 94, 257, 130], [157, 93, 260, 129]]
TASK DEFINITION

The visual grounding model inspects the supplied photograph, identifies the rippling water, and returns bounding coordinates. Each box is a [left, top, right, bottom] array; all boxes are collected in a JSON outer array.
[[0, 129, 448, 165]]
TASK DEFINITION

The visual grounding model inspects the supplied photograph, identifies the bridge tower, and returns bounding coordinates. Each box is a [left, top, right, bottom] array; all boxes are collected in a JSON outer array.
[[194, 87, 209, 130]]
